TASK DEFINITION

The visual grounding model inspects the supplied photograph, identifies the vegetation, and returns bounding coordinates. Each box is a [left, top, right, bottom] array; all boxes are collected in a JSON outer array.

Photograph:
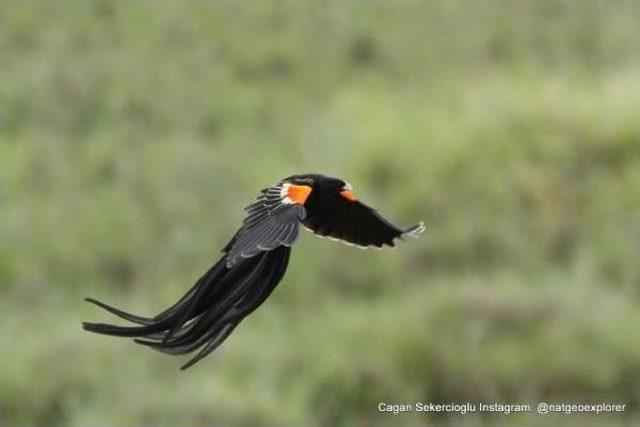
[[2, 1, 640, 426]]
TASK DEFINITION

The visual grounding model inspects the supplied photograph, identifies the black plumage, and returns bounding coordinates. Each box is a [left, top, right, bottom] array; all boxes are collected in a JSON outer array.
[[83, 174, 424, 369]]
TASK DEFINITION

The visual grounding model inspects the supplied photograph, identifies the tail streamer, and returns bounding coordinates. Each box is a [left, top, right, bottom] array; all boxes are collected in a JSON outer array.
[[83, 246, 291, 369]]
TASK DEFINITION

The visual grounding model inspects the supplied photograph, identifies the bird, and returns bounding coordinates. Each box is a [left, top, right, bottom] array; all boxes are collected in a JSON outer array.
[[83, 174, 425, 369]]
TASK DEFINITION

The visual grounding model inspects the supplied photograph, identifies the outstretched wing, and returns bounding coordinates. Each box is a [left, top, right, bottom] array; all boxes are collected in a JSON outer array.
[[302, 195, 424, 249], [224, 181, 311, 267]]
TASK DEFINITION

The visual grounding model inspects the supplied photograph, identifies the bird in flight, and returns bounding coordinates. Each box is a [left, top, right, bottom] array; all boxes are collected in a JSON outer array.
[[83, 174, 424, 369]]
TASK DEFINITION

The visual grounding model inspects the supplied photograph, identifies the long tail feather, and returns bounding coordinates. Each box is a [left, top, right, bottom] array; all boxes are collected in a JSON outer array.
[[84, 298, 154, 325], [83, 246, 291, 369]]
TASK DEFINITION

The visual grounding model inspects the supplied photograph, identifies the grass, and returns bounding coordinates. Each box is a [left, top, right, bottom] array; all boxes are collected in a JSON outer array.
[[2, 1, 640, 426]]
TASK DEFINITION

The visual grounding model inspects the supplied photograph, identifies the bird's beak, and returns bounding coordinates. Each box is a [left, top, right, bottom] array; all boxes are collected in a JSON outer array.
[[340, 184, 357, 202]]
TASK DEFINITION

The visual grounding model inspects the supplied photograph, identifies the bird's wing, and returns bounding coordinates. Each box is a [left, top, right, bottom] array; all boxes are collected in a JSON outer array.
[[302, 196, 424, 249], [224, 181, 310, 267]]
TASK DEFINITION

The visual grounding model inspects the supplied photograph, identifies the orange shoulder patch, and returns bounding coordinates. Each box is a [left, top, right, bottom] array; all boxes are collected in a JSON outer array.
[[340, 190, 357, 202], [287, 184, 312, 204]]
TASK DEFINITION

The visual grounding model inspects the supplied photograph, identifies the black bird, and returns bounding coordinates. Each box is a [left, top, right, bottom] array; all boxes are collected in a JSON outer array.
[[83, 174, 424, 369]]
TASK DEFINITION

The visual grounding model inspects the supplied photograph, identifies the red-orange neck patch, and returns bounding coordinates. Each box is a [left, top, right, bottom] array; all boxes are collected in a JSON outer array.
[[287, 184, 312, 204]]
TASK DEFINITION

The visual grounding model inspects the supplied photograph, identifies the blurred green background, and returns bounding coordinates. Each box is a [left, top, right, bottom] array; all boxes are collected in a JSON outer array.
[[2, 1, 640, 426]]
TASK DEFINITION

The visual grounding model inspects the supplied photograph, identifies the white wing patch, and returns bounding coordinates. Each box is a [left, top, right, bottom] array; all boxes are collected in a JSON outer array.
[[279, 183, 294, 204]]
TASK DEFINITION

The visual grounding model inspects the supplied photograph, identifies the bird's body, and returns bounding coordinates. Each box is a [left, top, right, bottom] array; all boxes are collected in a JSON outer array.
[[83, 174, 424, 369]]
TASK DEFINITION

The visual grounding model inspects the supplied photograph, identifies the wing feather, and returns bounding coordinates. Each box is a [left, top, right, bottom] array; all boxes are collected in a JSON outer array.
[[225, 181, 307, 267], [303, 195, 423, 249]]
